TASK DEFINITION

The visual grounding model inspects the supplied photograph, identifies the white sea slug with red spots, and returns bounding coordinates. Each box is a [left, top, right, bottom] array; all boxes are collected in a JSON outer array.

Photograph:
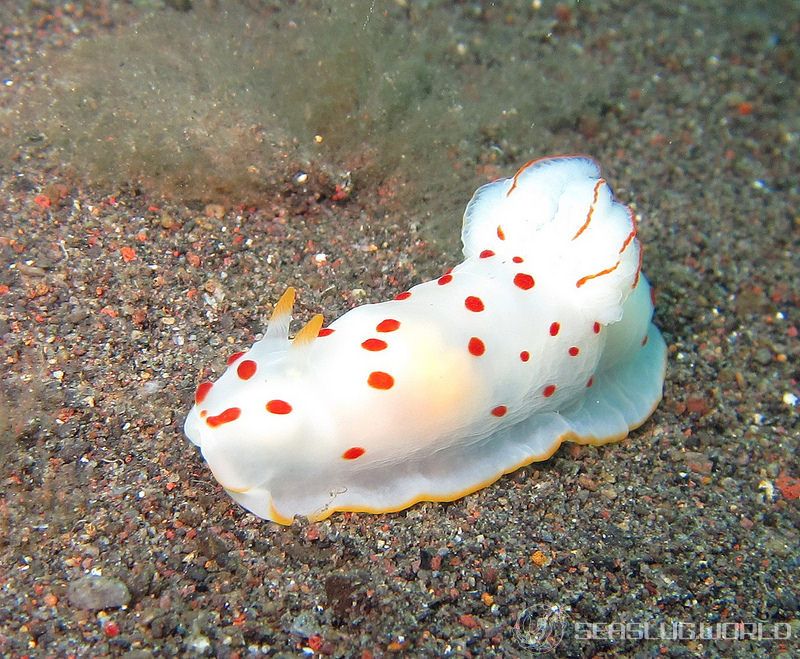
[[185, 155, 667, 524]]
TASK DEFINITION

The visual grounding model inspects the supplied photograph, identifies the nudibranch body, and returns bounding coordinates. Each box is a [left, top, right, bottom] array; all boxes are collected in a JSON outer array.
[[185, 155, 667, 524]]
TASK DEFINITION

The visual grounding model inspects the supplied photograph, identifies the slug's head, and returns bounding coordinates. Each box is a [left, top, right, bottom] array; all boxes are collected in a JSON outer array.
[[184, 288, 325, 493]]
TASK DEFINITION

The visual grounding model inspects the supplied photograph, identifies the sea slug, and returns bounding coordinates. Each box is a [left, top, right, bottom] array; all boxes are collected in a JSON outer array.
[[185, 155, 667, 524]]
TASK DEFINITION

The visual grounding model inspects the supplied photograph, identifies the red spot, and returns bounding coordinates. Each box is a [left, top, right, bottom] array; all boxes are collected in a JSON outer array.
[[443, 266, 453, 275], [33, 194, 52, 209], [237, 359, 257, 380], [120, 246, 137, 263], [200, 410, 208, 418], [226, 351, 245, 365], [394, 291, 412, 300], [468, 337, 485, 356], [195, 381, 212, 405], [736, 101, 753, 116], [520, 351, 530, 362], [512, 256, 524, 263], [331, 184, 349, 201], [586, 376, 594, 388], [438, 274, 453, 285], [376, 319, 400, 332], [318, 328, 335, 336], [103, 620, 120, 638], [650, 287, 657, 307], [549, 322, 560, 336], [543, 384, 556, 398], [497, 225, 506, 240], [491, 405, 507, 417], [776, 472, 800, 500], [342, 447, 365, 460], [479, 249, 495, 258], [362, 338, 388, 351], [568, 346, 580, 356], [641, 335, 649, 346], [465, 296, 484, 312], [368, 371, 394, 389], [593, 322, 601, 334], [460, 614, 479, 629], [513, 273, 535, 290], [207, 407, 241, 427], [266, 399, 292, 414]]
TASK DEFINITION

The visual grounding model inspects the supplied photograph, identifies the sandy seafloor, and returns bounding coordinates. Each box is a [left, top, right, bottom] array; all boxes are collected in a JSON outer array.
[[0, 1, 798, 657]]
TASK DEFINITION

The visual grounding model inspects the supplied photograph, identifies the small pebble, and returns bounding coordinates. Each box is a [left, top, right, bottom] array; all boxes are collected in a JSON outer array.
[[599, 485, 618, 500], [67, 575, 131, 611]]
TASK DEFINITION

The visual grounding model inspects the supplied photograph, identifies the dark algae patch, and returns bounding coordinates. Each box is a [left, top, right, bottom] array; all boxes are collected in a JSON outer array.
[[3, 0, 614, 235], [1, 0, 799, 656]]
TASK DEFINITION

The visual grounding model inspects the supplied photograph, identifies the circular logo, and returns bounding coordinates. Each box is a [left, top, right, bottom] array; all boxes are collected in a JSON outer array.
[[514, 605, 567, 653]]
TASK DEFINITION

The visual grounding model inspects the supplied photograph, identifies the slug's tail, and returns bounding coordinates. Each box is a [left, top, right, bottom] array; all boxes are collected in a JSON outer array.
[[461, 155, 642, 324]]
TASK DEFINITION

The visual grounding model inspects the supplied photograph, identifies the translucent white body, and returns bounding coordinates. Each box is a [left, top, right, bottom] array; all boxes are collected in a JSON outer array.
[[184, 156, 667, 524]]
